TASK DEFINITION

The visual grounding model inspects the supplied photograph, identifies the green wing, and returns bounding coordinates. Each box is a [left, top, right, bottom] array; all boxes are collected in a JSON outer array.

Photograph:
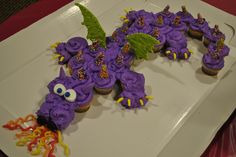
[[127, 33, 160, 59], [75, 3, 106, 48]]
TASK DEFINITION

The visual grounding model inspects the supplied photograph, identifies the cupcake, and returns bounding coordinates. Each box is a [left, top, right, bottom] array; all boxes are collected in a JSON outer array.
[[65, 37, 88, 56], [72, 68, 94, 112], [159, 5, 176, 24], [128, 16, 152, 34], [170, 16, 188, 33], [121, 43, 135, 67], [151, 15, 173, 35], [150, 27, 166, 52], [118, 69, 145, 91], [55, 43, 72, 65], [88, 41, 106, 58], [189, 13, 209, 40], [203, 25, 225, 47], [202, 39, 229, 76], [93, 64, 116, 94], [88, 52, 106, 72], [176, 6, 194, 26], [67, 49, 92, 75], [108, 54, 126, 75]]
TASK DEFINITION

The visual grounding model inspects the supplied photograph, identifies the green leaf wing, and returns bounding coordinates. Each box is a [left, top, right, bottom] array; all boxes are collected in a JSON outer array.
[[127, 33, 160, 59], [75, 3, 106, 48]]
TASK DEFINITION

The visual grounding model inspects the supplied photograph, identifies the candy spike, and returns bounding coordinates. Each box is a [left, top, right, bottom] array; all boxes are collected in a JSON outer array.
[[189, 50, 193, 53], [124, 19, 129, 23], [50, 42, 60, 48], [166, 50, 171, 54], [139, 99, 144, 106], [58, 131, 70, 157], [127, 99, 131, 107], [116, 97, 124, 103], [184, 53, 188, 59], [120, 16, 126, 20], [145, 95, 153, 100], [124, 8, 129, 13], [59, 56, 65, 62], [173, 53, 177, 60], [51, 54, 61, 61]]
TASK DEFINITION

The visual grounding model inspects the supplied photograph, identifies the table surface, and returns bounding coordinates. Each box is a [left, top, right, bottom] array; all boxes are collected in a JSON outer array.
[[0, 0, 236, 157]]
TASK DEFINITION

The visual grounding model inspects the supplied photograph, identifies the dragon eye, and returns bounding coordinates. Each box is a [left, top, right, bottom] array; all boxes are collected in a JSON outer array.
[[64, 89, 77, 102], [53, 84, 66, 96]]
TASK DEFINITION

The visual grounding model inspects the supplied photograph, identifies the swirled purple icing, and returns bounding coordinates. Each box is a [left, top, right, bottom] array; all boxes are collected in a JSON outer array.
[[108, 54, 126, 73], [67, 51, 92, 72], [170, 21, 188, 32], [204, 27, 225, 44], [65, 37, 88, 56], [56, 43, 72, 65], [202, 53, 224, 69], [176, 10, 194, 24], [72, 71, 94, 93], [208, 43, 230, 58], [166, 30, 187, 49], [189, 18, 209, 33], [92, 70, 116, 89], [119, 69, 145, 92]]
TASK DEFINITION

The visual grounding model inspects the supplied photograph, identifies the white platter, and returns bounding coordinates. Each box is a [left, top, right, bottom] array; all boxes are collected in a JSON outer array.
[[0, 0, 236, 157]]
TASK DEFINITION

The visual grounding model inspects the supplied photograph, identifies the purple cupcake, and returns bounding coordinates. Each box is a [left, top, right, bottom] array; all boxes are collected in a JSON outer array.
[[67, 49, 92, 75], [170, 16, 188, 33], [151, 15, 173, 35], [93, 64, 116, 94], [176, 6, 194, 25], [120, 43, 135, 67], [158, 5, 176, 24], [203, 25, 226, 47], [202, 39, 229, 76], [108, 54, 126, 74], [150, 27, 166, 52], [189, 13, 209, 40], [65, 37, 88, 56], [128, 16, 152, 34], [55, 43, 72, 65]]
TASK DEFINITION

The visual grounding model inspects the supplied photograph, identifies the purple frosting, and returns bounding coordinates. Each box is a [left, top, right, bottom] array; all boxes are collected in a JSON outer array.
[[178, 48, 191, 60], [202, 53, 224, 69], [189, 18, 209, 33], [119, 69, 145, 92], [37, 68, 95, 130], [204, 27, 225, 43], [65, 37, 88, 56], [118, 90, 148, 109], [170, 20, 188, 32], [56, 43, 72, 65], [67, 49, 92, 72], [208, 43, 230, 58], [92, 69, 116, 89], [165, 47, 179, 60], [166, 30, 187, 49], [176, 10, 194, 24]]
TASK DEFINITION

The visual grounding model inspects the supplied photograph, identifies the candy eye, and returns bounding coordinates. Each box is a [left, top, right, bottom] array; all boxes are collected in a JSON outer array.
[[53, 84, 66, 96], [64, 89, 77, 102]]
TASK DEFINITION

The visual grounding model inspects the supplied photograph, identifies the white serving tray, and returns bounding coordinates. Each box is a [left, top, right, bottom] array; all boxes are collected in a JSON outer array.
[[0, 0, 235, 157]]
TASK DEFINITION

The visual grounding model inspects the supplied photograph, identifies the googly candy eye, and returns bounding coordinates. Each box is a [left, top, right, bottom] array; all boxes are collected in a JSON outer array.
[[64, 89, 77, 102], [53, 84, 66, 96]]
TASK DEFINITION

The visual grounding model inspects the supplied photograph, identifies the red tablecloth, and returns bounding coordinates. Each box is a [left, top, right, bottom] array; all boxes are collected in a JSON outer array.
[[0, 0, 72, 42]]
